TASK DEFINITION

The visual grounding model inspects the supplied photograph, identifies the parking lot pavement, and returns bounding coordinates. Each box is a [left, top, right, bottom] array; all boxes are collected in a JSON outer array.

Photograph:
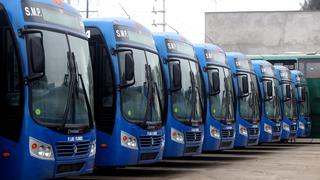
[[65, 140, 320, 180]]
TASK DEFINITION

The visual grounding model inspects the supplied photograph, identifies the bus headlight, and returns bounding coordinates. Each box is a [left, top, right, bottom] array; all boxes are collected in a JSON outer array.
[[171, 128, 184, 144], [264, 123, 272, 134], [161, 135, 165, 148], [210, 126, 220, 139], [29, 137, 54, 160], [283, 122, 290, 132], [89, 140, 96, 157], [299, 122, 305, 130], [121, 131, 138, 150], [239, 125, 248, 136]]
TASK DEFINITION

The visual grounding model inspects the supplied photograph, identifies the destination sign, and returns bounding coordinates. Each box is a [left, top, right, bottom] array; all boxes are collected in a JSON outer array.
[[280, 69, 291, 80], [261, 65, 275, 76], [22, 1, 84, 32], [204, 49, 227, 65], [235, 58, 254, 71], [166, 39, 195, 58], [114, 25, 155, 49]]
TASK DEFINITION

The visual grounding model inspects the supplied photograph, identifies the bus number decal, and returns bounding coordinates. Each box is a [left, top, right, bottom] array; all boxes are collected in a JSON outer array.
[[147, 131, 157, 136], [191, 128, 200, 132], [68, 136, 84, 142]]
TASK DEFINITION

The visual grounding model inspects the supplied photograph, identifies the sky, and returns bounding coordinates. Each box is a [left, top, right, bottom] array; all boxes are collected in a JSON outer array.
[[68, 0, 305, 43]]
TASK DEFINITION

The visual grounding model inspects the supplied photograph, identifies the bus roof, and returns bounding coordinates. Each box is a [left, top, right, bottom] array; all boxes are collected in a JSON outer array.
[[84, 17, 152, 34], [248, 54, 320, 60]]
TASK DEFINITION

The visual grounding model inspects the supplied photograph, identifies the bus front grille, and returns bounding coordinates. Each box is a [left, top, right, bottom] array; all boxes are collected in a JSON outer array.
[[248, 128, 259, 136], [139, 136, 161, 148], [185, 132, 202, 142], [273, 126, 281, 133], [56, 141, 90, 157], [290, 125, 297, 131], [221, 129, 234, 138]]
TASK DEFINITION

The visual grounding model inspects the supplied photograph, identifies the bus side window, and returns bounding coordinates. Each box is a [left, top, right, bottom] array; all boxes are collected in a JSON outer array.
[[0, 8, 24, 142], [86, 27, 116, 134]]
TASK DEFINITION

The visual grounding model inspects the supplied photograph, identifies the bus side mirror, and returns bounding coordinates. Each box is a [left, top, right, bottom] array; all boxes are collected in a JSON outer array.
[[298, 86, 306, 102], [171, 63, 182, 91], [264, 81, 273, 101], [124, 53, 134, 81], [209, 71, 220, 95], [28, 35, 45, 80], [239, 75, 249, 97]]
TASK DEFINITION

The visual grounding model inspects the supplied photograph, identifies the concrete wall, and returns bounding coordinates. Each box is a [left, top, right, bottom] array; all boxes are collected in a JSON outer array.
[[205, 11, 320, 54]]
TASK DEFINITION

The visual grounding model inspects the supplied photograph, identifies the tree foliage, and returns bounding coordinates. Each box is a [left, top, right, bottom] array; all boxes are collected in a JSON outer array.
[[301, 0, 320, 11]]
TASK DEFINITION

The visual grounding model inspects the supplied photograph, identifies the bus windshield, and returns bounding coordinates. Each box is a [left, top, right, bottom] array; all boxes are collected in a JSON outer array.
[[119, 48, 165, 125], [264, 78, 282, 122], [208, 67, 235, 124], [283, 83, 298, 121], [29, 29, 93, 129], [238, 73, 260, 123], [170, 58, 203, 125]]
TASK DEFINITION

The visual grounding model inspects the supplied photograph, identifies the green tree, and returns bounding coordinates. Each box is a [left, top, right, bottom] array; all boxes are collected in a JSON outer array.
[[301, 0, 320, 10]]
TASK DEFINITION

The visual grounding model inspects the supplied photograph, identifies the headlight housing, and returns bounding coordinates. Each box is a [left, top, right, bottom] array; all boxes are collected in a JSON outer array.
[[171, 128, 184, 144], [210, 126, 220, 139], [239, 124, 248, 136], [264, 123, 272, 134], [299, 122, 305, 130], [161, 135, 166, 148], [29, 137, 54, 160], [283, 122, 290, 132], [121, 131, 138, 150], [89, 140, 96, 157]]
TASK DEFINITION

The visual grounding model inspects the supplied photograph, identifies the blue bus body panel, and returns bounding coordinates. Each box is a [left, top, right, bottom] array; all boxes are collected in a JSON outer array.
[[0, 1, 96, 179], [291, 70, 312, 137], [153, 33, 204, 157], [252, 60, 282, 143], [274, 66, 297, 140], [226, 52, 260, 147], [194, 44, 235, 151], [84, 18, 165, 166]]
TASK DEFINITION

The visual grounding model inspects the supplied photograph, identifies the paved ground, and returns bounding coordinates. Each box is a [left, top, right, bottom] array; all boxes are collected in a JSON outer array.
[[66, 139, 320, 180]]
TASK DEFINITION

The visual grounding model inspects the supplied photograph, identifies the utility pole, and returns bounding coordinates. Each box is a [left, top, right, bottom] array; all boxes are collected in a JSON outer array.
[[86, 0, 89, 18], [152, 0, 166, 32]]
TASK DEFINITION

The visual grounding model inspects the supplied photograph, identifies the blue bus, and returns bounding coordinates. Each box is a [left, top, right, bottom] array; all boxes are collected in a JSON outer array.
[[226, 52, 260, 147], [0, 0, 96, 179], [291, 70, 312, 137], [84, 18, 166, 166], [274, 66, 298, 141], [153, 33, 204, 157], [252, 60, 282, 143], [194, 44, 235, 151]]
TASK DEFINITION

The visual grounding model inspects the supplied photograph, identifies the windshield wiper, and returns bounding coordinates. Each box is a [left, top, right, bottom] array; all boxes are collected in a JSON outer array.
[[251, 81, 259, 123], [61, 52, 77, 129], [61, 52, 92, 129], [189, 72, 196, 124]]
